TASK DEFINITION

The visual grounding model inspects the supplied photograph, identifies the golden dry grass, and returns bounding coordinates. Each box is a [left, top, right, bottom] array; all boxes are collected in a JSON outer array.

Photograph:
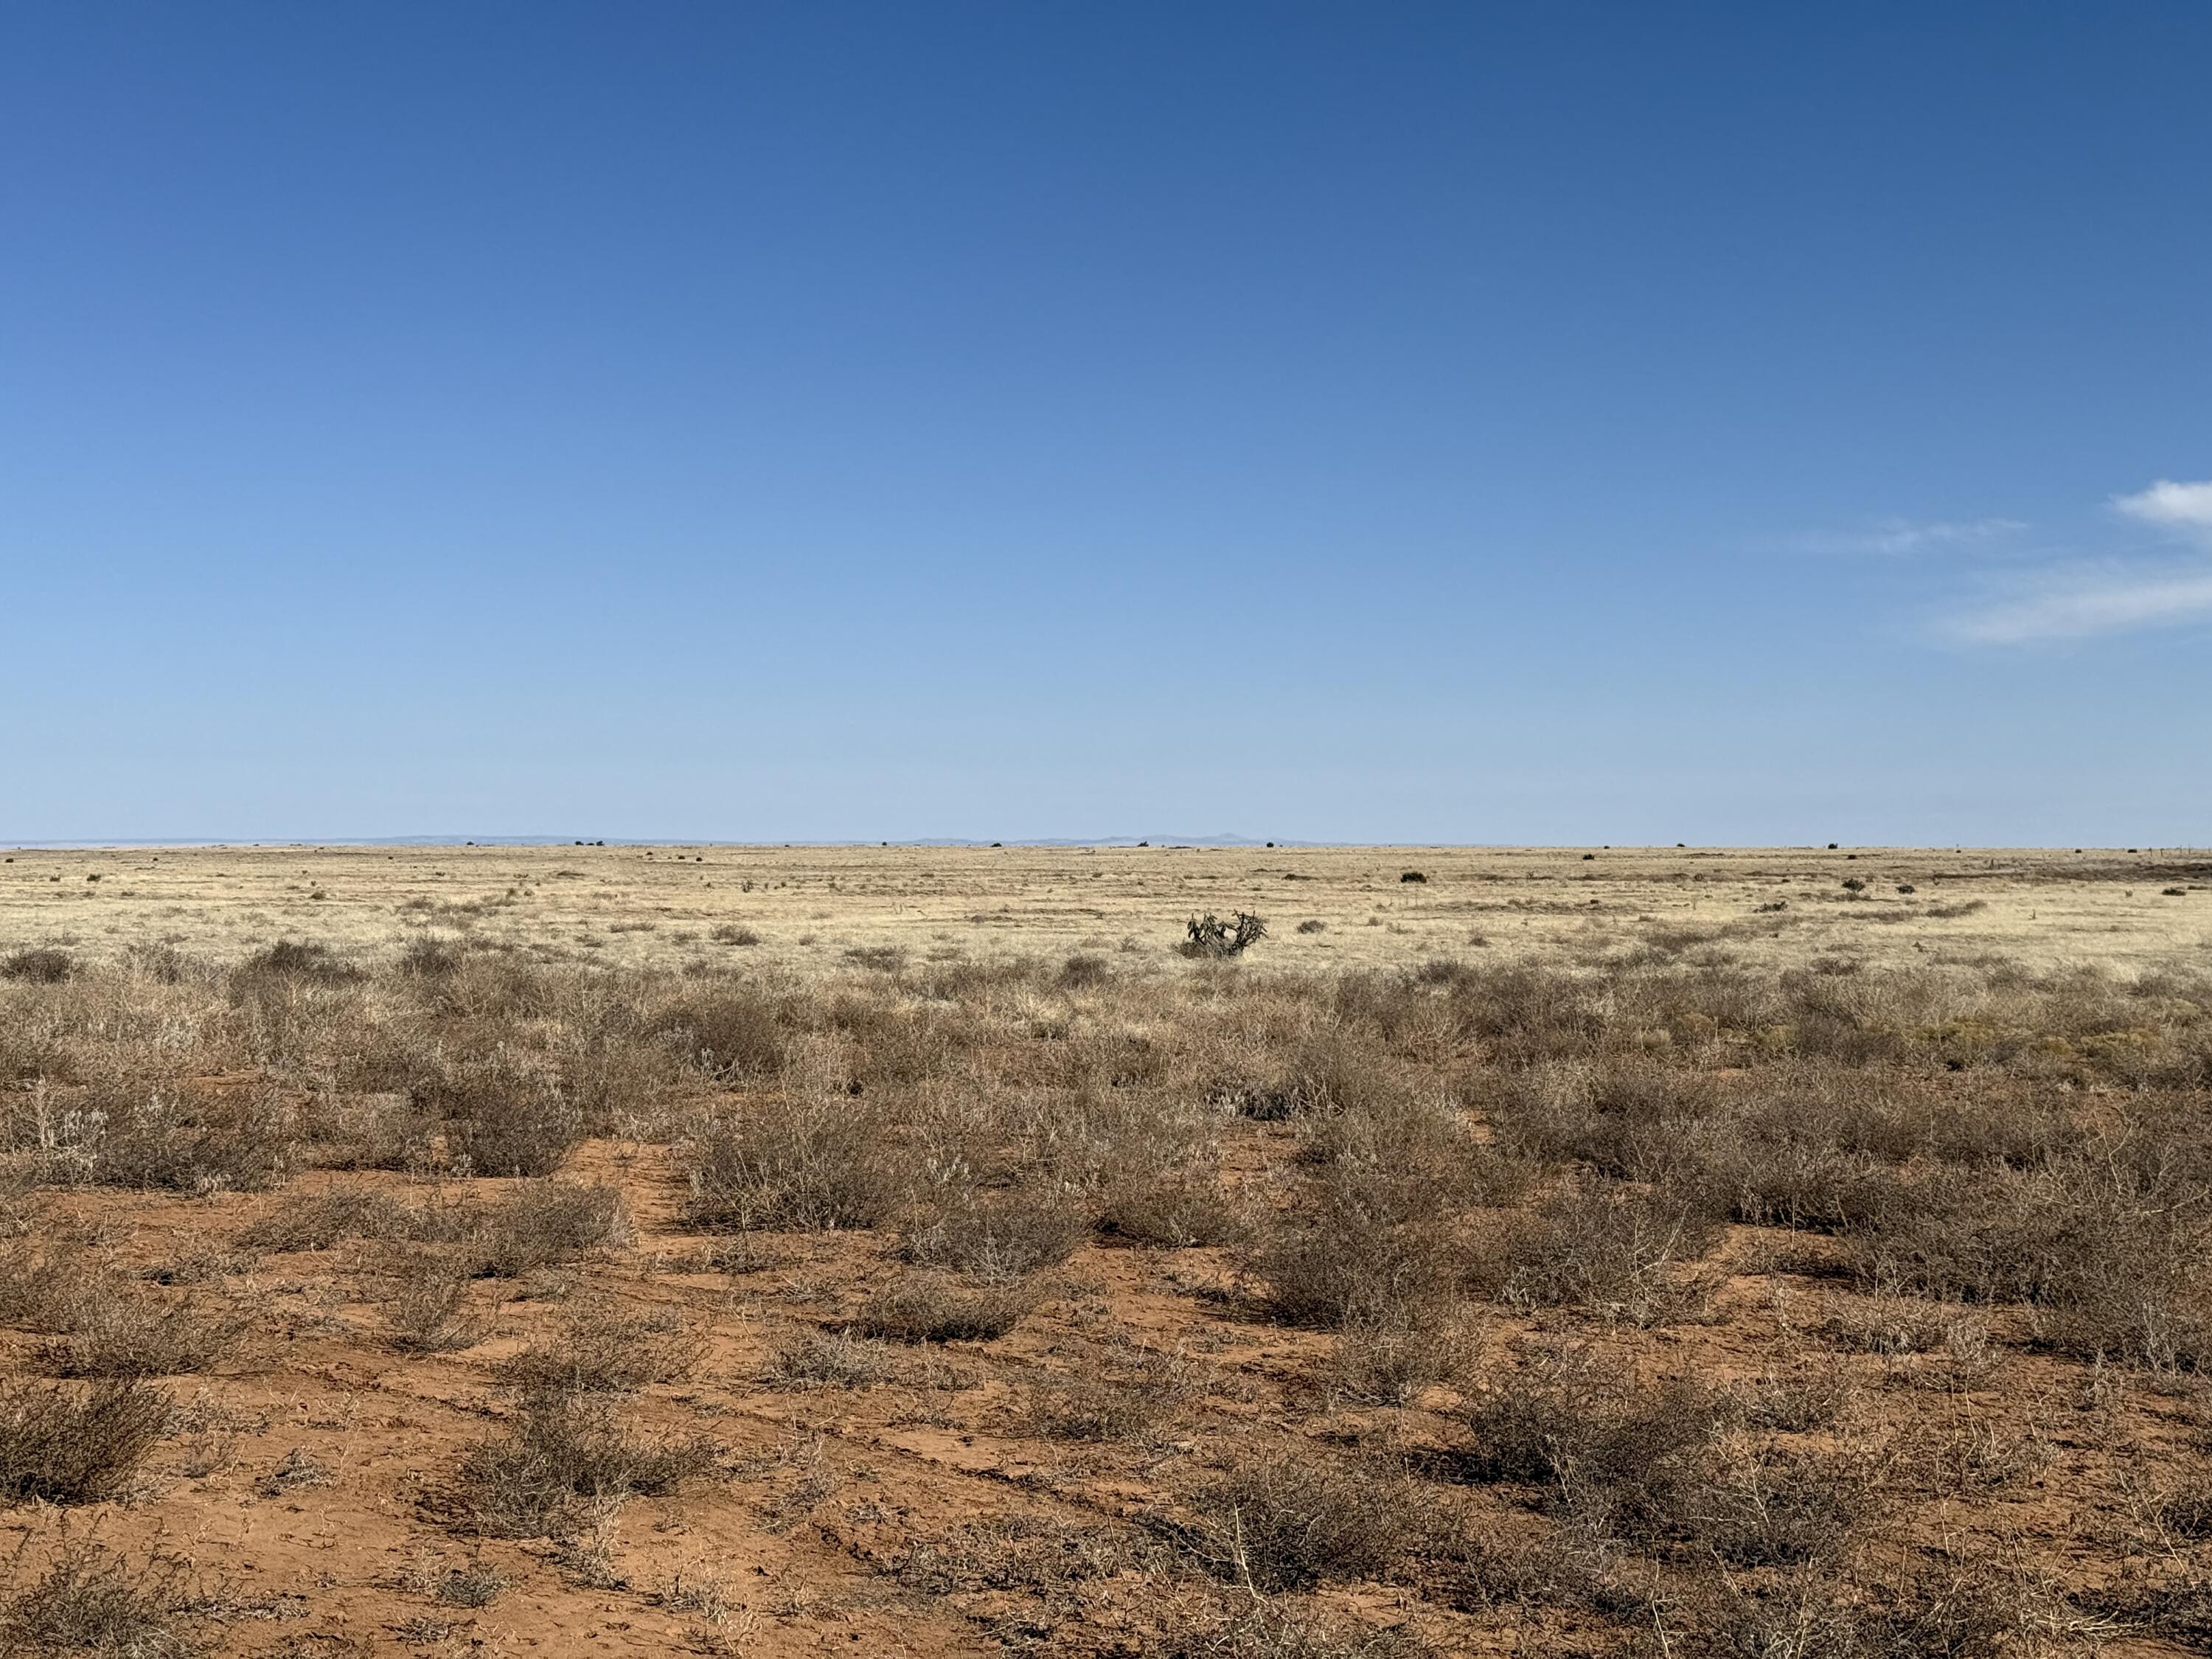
[[4, 841, 2207, 976]]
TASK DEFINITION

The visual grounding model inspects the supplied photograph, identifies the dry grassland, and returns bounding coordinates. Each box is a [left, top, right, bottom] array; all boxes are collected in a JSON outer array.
[[1, 843, 2210, 1657]]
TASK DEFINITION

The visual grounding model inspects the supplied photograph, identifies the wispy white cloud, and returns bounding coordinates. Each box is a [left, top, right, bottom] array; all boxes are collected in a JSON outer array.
[[1936, 476, 2212, 644], [2114, 479, 2212, 534], [1801, 517, 2025, 556], [1944, 563, 2212, 644]]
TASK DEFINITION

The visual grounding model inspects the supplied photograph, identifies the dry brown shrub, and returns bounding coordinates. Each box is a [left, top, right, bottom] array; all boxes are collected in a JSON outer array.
[[242, 1183, 413, 1251], [854, 1273, 1039, 1343], [497, 1304, 703, 1394], [40, 1293, 243, 1378], [1, 948, 75, 984], [758, 1329, 889, 1390], [1, 1542, 192, 1658], [234, 938, 363, 986], [0, 1380, 169, 1503], [1025, 1352, 1193, 1444], [1498, 1179, 1720, 1322], [1247, 1203, 1475, 1331], [466, 1180, 630, 1278], [1324, 1312, 1484, 1408], [681, 1096, 895, 1231], [389, 1265, 490, 1354], [1099, 1170, 1248, 1248], [655, 987, 788, 1079], [1178, 1450, 1422, 1592], [31, 1082, 294, 1194], [417, 1053, 582, 1178], [900, 1189, 1090, 1281], [456, 1394, 720, 1537]]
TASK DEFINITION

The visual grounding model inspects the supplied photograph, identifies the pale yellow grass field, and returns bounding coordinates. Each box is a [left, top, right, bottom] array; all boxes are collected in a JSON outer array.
[[4, 841, 2207, 976]]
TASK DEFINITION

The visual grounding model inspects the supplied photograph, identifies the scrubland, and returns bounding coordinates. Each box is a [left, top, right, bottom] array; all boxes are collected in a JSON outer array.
[[0, 844, 2210, 1656]]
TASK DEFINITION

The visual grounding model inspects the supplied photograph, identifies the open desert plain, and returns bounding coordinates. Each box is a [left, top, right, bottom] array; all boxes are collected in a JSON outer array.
[[1, 844, 2210, 1658]]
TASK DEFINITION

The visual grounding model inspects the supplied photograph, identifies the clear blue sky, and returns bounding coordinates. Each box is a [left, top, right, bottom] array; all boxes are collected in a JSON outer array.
[[4, 3, 2208, 845]]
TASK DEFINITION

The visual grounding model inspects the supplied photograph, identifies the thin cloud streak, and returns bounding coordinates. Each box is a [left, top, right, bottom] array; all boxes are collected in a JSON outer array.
[[1801, 517, 2025, 556], [1931, 476, 2212, 644], [1945, 563, 2212, 643]]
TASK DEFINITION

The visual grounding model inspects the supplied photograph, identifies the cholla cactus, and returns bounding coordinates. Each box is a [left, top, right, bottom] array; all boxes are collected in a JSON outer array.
[[1181, 912, 1267, 959]]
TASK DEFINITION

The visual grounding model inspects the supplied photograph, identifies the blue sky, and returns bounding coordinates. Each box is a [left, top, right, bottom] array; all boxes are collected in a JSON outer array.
[[4, 3, 2208, 845]]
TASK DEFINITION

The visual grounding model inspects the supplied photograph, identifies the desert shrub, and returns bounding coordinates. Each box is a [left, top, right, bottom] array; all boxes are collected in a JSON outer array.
[[901, 1189, 1089, 1282], [1731, 1366, 1855, 1433], [1839, 1161, 2208, 1363], [655, 988, 787, 1079], [1025, 1352, 1192, 1443], [1159, 1597, 1434, 1659], [1, 948, 74, 984], [1696, 1135, 1902, 1234], [467, 1180, 630, 1278], [1, 1543, 190, 1658], [1099, 1172, 1247, 1248], [1023, 1374, 1169, 1444], [0, 1380, 169, 1503], [397, 935, 465, 978], [1248, 1197, 1476, 1330], [1819, 1295, 1986, 1358], [710, 923, 762, 947], [434, 1561, 508, 1608], [758, 1329, 888, 1390], [1400, 871, 1427, 883], [417, 1054, 581, 1178], [1458, 1347, 1722, 1490], [496, 1304, 702, 1394], [1703, 1565, 2014, 1659], [1297, 1091, 1529, 1216], [1486, 1060, 1716, 1181], [297, 1090, 440, 1172], [390, 1265, 488, 1354], [1419, 961, 1606, 1064], [235, 938, 362, 985], [41, 1293, 242, 1378], [1498, 1180, 1720, 1322], [1180, 1451, 1420, 1591], [0, 1246, 93, 1332], [243, 1183, 413, 1251], [1180, 913, 1267, 961], [854, 1273, 1038, 1343], [1324, 1313, 1483, 1408], [1214, 1027, 1408, 1122], [681, 1097, 894, 1231], [1058, 953, 1111, 990], [33, 1083, 293, 1194], [457, 1394, 720, 1537], [1687, 1445, 1873, 1565]]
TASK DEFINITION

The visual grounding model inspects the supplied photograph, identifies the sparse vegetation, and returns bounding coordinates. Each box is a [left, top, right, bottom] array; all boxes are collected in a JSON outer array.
[[1, 844, 2208, 1653]]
